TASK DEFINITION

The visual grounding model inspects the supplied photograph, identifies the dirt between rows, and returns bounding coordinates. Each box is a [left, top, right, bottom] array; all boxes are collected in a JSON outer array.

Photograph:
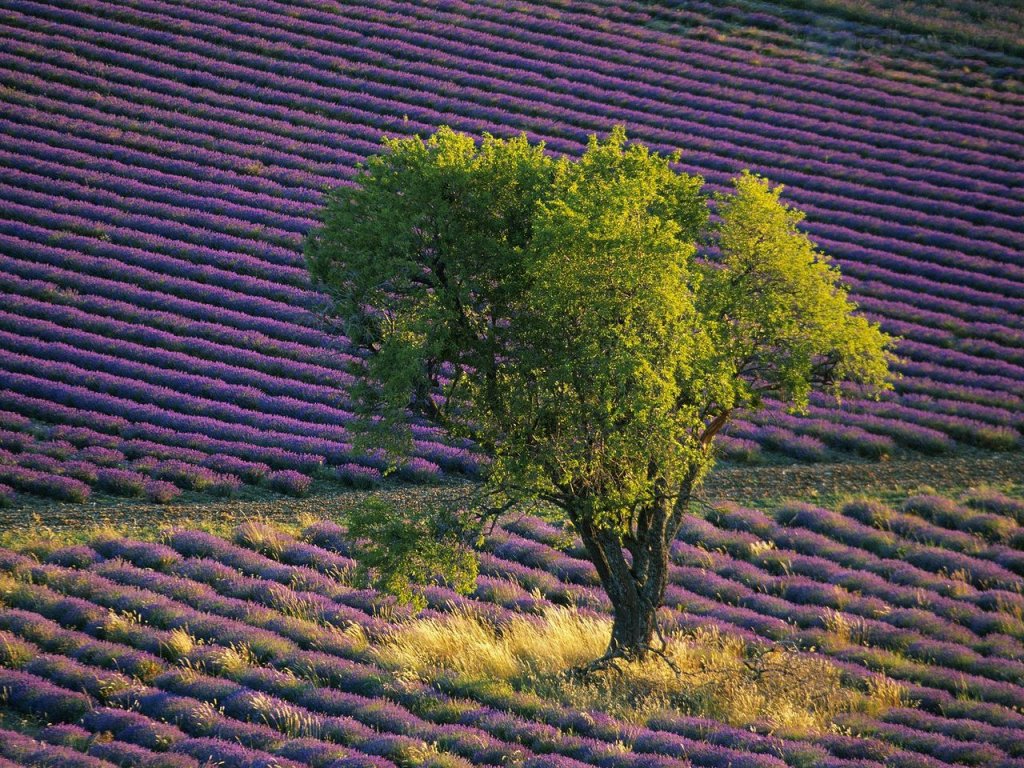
[[701, 451, 1022, 507], [1, 452, 1019, 534]]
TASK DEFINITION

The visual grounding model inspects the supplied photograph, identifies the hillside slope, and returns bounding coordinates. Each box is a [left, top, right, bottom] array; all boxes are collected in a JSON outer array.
[[0, 487, 1023, 767], [0, 0, 1022, 505]]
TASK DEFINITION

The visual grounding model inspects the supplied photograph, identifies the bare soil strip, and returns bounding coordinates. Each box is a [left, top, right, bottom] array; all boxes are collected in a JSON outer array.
[[700, 451, 1022, 507], [2, 452, 1019, 534]]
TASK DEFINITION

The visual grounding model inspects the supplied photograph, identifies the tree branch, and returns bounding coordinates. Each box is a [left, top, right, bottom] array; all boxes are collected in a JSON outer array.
[[699, 409, 732, 447]]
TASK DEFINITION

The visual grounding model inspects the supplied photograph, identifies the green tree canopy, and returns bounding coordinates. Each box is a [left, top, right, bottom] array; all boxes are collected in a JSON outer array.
[[306, 126, 895, 662]]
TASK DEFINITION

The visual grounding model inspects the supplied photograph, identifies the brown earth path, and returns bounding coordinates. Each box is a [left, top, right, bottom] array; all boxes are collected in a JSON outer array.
[[1, 452, 1019, 535]]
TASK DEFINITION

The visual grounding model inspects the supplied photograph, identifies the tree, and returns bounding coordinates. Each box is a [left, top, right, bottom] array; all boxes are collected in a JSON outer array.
[[305, 126, 895, 664]]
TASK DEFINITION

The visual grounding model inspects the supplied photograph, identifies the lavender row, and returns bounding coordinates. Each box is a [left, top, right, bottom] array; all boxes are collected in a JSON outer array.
[[6, 27, 1015, 246], [0, 615, 444, 767], [666, 545, 1024, 689], [0, 41, 366, 189], [8, 37, 1024, 299], [0, 323, 1005, 484], [834, 399, 1021, 450], [2, 0, 1024, 481], [0, 329, 363, 434], [0, 87, 363, 213], [6, 18, 1015, 256], [1, 270, 362, 371], [141, 0, 1024, 156], [892, 495, 1023, 546], [0, 355, 463, 475], [0, 320, 473, 475], [897, 339, 1024, 382], [21, 0, 1016, 172], [0, 625, 396, 767], [0, 551, 778, 768], [845, 499, 1024, 576], [0, 347, 354, 444], [0, 725, 121, 768], [754, 398, 1020, 456], [12, 132, 1018, 325], [502, 512, 1024, 660], [0, 192, 1015, 460], [37, 720, 203, 768], [6, 71, 1015, 309], [0, 310, 358, 416], [0, 433, 235, 502], [51, 0, 1024, 210], [5, 292, 358, 389], [4, 6, 1015, 246], [0, 388, 331, 476], [0, 579, 507, 767], [425, 0, 1024, 133], [855, 294, 1024, 350], [458, 519, 1024, 701], [0, 67, 330, 207], [0, 251, 337, 348], [0, 344, 462, 461], [0, 540, 847, 768], [0, 139, 317, 239], [0, 140, 314, 279], [6, 23, 1015, 331], [0, 61, 379, 191], [871, 317, 1024, 367], [0, 48, 345, 197], [0, 548, 897, 765], [835, 256, 1023, 320], [813, 226, 1024, 301], [1, 424, 407, 502], [4, 8, 1019, 228], [6, 514, 1015, 765], [671, 577, 1024, 720], [694, 505, 1024, 642], [0, 205, 318, 318]]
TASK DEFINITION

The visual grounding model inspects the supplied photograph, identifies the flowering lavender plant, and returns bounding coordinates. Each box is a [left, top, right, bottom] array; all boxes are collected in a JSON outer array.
[[263, 469, 311, 497]]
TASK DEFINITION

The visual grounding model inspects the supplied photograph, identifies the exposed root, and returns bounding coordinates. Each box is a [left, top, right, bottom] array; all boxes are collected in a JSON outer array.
[[564, 650, 628, 680], [565, 631, 681, 680]]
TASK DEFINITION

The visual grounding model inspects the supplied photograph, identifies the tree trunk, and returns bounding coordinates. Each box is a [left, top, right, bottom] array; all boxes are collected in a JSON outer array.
[[607, 585, 660, 659], [572, 491, 681, 664]]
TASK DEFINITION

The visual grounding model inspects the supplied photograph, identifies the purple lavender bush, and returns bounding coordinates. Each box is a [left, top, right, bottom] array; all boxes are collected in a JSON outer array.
[[79, 446, 126, 467], [0, 466, 90, 502], [335, 462, 383, 489], [145, 479, 182, 504], [96, 467, 148, 497], [263, 469, 311, 497], [201, 453, 270, 483], [150, 460, 222, 491]]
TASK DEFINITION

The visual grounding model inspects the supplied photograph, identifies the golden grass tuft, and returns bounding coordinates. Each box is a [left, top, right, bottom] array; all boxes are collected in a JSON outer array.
[[210, 642, 259, 677], [374, 606, 607, 682], [160, 627, 201, 661], [373, 606, 906, 735], [101, 609, 146, 644]]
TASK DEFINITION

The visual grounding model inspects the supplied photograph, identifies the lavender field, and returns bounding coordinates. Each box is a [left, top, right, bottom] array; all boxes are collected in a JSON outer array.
[[0, 488, 1022, 766], [0, 0, 1022, 505]]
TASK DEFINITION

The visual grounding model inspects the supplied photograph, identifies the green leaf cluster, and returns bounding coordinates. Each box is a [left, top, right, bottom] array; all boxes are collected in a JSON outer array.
[[699, 170, 895, 415], [344, 498, 478, 612]]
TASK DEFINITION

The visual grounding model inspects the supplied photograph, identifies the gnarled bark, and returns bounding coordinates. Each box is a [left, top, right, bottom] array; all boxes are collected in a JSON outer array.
[[571, 486, 689, 664]]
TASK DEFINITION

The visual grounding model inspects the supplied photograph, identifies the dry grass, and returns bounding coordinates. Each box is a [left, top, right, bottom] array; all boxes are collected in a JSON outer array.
[[375, 606, 608, 681], [373, 606, 906, 735]]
